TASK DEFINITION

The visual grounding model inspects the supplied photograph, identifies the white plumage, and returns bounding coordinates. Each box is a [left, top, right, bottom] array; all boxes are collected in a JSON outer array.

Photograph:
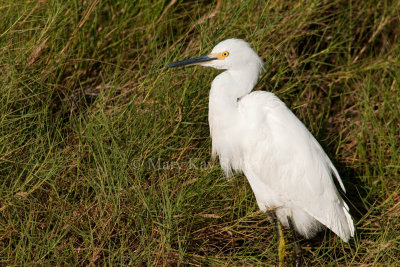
[[166, 38, 355, 242]]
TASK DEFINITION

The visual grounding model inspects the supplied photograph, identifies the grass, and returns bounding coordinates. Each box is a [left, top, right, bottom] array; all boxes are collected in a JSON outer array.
[[1, 0, 399, 265]]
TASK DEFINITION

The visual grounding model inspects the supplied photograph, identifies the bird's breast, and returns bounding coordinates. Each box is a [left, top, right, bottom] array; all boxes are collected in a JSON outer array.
[[209, 109, 248, 176]]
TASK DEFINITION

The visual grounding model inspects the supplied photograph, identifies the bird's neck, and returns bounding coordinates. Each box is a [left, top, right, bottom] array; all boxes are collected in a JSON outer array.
[[208, 66, 260, 138], [209, 66, 260, 111], [208, 67, 259, 173]]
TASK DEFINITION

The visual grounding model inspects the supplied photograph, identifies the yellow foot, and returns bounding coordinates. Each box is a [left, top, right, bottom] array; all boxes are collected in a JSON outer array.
[[278, 233, 286, 265], [275, 218, 286, 267]]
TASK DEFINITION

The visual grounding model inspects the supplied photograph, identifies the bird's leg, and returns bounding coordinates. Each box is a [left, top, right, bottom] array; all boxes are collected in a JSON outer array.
[[287, 216, 302, 267], [273, 213, 285, 267]]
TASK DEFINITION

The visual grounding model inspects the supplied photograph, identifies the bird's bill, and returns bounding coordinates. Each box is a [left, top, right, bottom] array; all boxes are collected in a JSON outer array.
[[165, 54, 217, 68]]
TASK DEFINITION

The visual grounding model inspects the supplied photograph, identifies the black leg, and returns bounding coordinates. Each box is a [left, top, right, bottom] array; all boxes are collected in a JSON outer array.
[[287, 216, 302, 267]]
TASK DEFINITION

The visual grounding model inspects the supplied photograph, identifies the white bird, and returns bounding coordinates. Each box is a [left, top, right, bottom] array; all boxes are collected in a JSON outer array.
[[166, 38, 354, 266]]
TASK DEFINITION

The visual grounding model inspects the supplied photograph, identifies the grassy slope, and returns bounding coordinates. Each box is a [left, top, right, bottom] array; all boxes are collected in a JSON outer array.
[[1, 0, 399, 265]]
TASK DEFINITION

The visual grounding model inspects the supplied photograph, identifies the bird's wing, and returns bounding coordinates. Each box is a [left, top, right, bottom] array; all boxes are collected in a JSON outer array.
[[238, 91, 354, 241]]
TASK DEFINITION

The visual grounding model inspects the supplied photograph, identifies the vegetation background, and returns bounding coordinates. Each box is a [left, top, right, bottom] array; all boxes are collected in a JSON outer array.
[[1, 0, 399, 265]]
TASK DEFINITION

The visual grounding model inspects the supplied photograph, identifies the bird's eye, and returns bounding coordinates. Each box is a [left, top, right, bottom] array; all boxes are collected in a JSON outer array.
[[222, 51, 229, 57]]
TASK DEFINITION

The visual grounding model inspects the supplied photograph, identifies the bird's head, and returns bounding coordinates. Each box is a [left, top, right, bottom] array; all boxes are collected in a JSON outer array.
[[165, 38, 264, 72]]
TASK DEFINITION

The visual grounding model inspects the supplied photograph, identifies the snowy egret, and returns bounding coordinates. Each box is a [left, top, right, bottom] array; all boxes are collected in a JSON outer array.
[[166, 38, 354, 266]]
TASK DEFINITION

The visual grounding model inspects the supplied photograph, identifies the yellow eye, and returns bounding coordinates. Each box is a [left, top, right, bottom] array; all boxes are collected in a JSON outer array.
[[222, 51, 229, 57]]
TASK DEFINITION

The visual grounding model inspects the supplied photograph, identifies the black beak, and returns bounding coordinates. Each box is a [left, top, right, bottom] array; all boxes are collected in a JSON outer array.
[[165, 54, 217, 68]]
